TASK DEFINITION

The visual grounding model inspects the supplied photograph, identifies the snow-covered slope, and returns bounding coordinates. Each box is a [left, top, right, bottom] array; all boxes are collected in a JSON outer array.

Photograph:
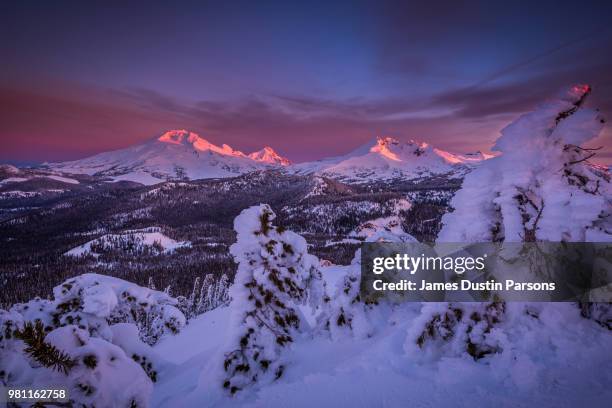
[[0, 164, 80, 185], [46, 130, 487, 185], [291, 137, 490, 183], [151, 277, 612, 408], [64, 228, 191, 257], [49, 130, 290, 185]]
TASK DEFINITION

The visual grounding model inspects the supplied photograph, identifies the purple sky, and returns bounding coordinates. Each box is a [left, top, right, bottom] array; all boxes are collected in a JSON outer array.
[[1, 1, 612, 165]]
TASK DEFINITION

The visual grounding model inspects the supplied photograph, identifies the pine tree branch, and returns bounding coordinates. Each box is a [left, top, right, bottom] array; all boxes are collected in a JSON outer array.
[[14, 321, 77, 375]]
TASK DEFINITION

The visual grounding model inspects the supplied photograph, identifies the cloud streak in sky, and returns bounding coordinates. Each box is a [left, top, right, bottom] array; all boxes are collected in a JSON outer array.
[[2, 70, 610, 165], [1, 1, 611, 164]]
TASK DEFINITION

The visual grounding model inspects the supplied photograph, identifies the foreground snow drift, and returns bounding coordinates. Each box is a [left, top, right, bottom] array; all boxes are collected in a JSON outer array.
[[152, 291, 612, 408]]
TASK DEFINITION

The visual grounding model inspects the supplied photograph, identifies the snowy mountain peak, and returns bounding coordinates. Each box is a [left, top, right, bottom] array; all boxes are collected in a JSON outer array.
[[371, 136, 431, 160], [157, 129, 200, 145], [374, 136, 425, 148], [248, 146, 291, 166], [157, 130, 245, 157], [375, 136, 400, 146], [47, 127, 491, 185], [49, 130, 287, 185], [291, 136, 490, 183]]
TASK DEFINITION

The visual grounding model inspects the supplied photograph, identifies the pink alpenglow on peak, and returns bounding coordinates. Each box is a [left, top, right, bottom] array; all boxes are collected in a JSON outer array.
[[157, 129, 201, 145], [248, 146, 291, 166], [290, 135, 490, 183], [157, 130, 246, 157], [49, 130, 290, 185], [156, 130, 291, 164], [370, 137, 435, 161], [48, 128, 487, 185]]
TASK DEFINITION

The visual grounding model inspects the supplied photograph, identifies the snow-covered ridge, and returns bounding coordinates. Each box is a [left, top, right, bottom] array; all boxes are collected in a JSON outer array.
[[40, 130, 489, 185], [48, 130, 291, 185], [0, 175, 79, 185], [291, 136, 489, 183], [157, 130, 245, 157], [30, 125, 498, 186], [64, 228, 191, 257]]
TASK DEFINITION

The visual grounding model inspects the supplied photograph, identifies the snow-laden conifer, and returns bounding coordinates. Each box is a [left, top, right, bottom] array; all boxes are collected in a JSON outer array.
[[326, 230, 416, 339], [9, 274, 185, 346], [214, 273, 230, 307], [326, 249, 371, 339], [222, 204, 320, 394], [415, 85, 611, 358], [0, 275, 179, 406], [438, 84, 610, 243]]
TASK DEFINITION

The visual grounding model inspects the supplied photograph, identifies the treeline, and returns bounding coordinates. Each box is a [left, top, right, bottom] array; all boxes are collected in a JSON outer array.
[[0, 249, 236, 308]]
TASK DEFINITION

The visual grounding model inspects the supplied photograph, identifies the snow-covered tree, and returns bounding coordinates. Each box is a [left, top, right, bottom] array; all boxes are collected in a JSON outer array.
[[407, 302, 505, 361], [326, 230, 417, 339], [222, 204, 320, 394], [1, 316, 154, 407], [39, 324, 152, 407], [177, 273, 229, 320], [0, 309, 29, 386], [197, 274, 215, 314], [54, 274, 186, 345], [110, 323, 167, 383], [0, 275, 178, 406], [580, 301, 611, 330], [214, 273, 230, 307], [9, 274, 186, 346], [325, 250, 370, 340], [415, 85, 611, 357], [176, 276, 205, 320], [178, 274, 231, 319], [438, 84, 610, 243], [186, 276, 201, 319]]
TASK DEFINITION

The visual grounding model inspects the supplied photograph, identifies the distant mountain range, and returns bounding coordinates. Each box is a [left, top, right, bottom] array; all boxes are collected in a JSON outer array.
[[292, 136, 492, 183], [47, 130, 290, 185], [37, 130, 491, 185]]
